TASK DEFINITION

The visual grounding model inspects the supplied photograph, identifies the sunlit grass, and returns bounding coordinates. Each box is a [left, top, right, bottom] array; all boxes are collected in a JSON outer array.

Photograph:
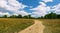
[[39, 19, 60, 33], [0, 18, 34, 33]]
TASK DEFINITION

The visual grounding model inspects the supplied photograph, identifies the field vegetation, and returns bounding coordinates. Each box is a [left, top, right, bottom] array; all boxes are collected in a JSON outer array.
[[0, 18, 34, 33], [39, 19, 60, 33]]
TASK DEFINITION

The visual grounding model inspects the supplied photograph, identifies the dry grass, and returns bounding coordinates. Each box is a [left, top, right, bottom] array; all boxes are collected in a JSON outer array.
[[39, 19, 60, 33], [0, 18, 34, 33]]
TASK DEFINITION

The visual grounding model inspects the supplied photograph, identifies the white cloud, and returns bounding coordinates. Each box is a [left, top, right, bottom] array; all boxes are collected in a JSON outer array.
[[42, 0, 53, 3], [30, 2, 51, 17], [30, 1, 60, 17], [0, 12, 10, 17], [52, 3, 60, 14], [16, 10, 29, 16], [0, 0, 27, 11], [31, 12, 47, 17], [0, 0, 28, 16], [0, 0, 60, 17], [30, 2, 60, 16], [39, 2, 46, 6], [30, 2, 50, 11]]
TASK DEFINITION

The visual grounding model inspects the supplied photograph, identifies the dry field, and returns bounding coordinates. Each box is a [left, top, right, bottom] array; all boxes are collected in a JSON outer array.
[[0, 18, 34, 33], [39, 19, 60, 33], [0, 18, 60, 33]]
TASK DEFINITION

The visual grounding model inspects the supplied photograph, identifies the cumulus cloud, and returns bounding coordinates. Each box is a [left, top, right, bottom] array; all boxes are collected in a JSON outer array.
[[30, 2, 51, 17], [52, 3, 60, 14], [0, 0, 60, 17], [0, 0, 28, 16], [39, 2, 46, 6], [16, 10, 29, 16], [42, 0, 53, 3], [30, 0, 60, 17], [0, 12, 10, 17]]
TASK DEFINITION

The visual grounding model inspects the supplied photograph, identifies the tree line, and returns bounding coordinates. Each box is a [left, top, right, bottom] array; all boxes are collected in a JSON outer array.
[[37, 12, 60, 19], [0, 12, 60, 19]]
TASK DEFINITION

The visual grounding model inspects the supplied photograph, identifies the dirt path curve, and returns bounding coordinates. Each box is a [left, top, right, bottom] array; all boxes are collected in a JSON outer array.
[[18, 20, 45, 33]]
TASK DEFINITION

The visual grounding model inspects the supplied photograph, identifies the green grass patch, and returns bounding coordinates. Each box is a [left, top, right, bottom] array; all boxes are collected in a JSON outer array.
[[0, 18, 34, 33]]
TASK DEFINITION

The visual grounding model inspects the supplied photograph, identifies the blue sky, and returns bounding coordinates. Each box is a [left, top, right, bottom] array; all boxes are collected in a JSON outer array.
[[18, 0, 60, 7], [18, 0, 60, 17], [0, 0, 60, 17]]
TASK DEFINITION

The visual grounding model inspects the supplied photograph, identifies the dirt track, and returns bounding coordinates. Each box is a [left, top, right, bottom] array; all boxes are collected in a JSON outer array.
[[18, 20, 45, 33]]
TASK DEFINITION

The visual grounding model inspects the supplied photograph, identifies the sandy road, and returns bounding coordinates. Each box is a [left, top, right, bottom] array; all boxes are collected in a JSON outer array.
[[18, 20, 45, 33]]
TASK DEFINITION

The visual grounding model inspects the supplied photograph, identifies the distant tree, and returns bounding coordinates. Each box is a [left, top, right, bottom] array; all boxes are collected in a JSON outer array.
[[40, 16, 44, 19], [28, 15, 31, 18], [44, 12, 57, 19], [18, 14, 22, 18], [30, 17, 36, 19], [0, 12, 60, 19], [57, 14, 60, 19], [37, 16, 44, 19], [10, 15, 17, 18], [3, 15, 8, 18], [37, 17, 41, 19], [23, 15, 31, 19], [23, 15, 29, 18]]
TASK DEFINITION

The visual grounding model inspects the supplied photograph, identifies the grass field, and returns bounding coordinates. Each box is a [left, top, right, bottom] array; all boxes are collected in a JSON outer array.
[[39, 19, 60, 33], [0, 18, 60, 33], [0, 18, 34, 33]]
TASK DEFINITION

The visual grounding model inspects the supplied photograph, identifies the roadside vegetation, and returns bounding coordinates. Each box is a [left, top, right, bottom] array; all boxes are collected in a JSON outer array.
[[0, 18, 34, 33], [39, 19, 60, 33]]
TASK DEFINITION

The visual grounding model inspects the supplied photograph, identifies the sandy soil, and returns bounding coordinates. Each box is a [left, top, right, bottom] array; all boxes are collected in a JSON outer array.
[[18, 20, 45, 33]]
